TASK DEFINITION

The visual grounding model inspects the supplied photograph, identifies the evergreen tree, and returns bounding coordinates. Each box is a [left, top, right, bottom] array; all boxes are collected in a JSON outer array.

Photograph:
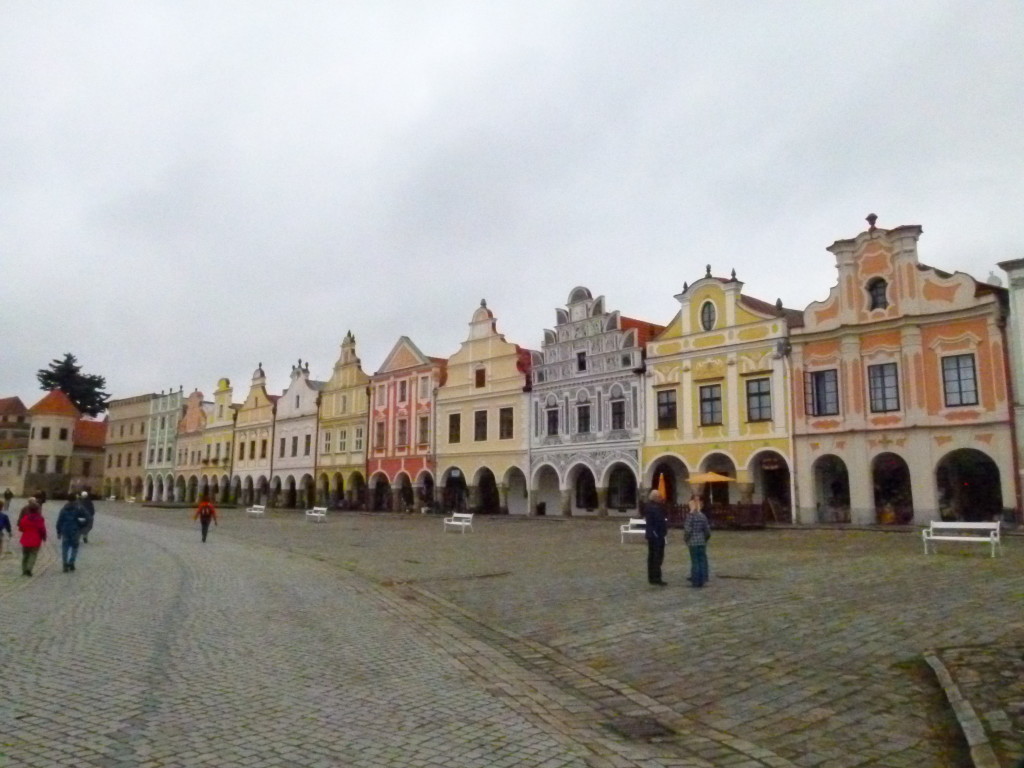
[[36, 353, 111, 416]]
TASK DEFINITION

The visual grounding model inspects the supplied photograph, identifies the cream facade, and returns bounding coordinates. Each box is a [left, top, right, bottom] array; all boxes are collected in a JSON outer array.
[[792, 219, 1014, 524], [272, 361, 323, 509], [316, 332, 370, 508], [644, 269, 800, 521], [233, 365, 277, 506], [203, 378, 237, 503], [435, 300, 533, 514], [104, 393, 156, 500], [998, 258, 1024, 519]]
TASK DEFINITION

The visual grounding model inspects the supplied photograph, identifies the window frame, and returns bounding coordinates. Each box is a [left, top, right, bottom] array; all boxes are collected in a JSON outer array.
[[805, 369, 840, 417], [474, 410, 487, 441], [656, 389, 677, 430], [699, 384, 723, 426], [942, 353, 979, 407], [867, 362, 900, 413], [700, 301, 716, 331], [745, 377, 772, 422], [499, 407, 514, 440]]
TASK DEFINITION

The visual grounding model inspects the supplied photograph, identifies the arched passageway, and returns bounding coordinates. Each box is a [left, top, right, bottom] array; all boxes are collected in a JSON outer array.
[[872, 452, 913, 524], [812, 454, 850, 523], [936, 449, 1002, 522]]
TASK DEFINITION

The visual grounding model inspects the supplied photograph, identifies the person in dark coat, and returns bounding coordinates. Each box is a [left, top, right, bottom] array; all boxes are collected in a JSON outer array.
[[643, 489, 669, 586], [17, 498, 46, 577], [79, 491, 96, 543], [56, 495, 90, 573]]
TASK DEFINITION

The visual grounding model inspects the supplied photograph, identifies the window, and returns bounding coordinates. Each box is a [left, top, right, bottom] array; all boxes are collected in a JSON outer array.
[[475, 369, 486, 388], [656, 390, 677, 430], [125, 453, 132, 467], [354, 427, 363, 451], [376, 385, 386, 406], [746, 378, 772, 421], [82, 460, 91, 476], [576, 351, 587, 372], [260, 439, 267, 459], [942, 354, 979, 406], [280, 438, 286, 458], [418, 415, 429, 445], [340, 395, 348, 413], [291, 436, 299, 457], [304, 435, 311, 456], [138, 451, 143, 466], [119, 425, 124, 437], [295, 395, 300, 409], [149, 448, 155, 463], [250, 440, 256, 459], [158, 448, 163, 462], [546, 406, 559, 436], [218, 405, 224, 418], [419, 376, 430, 399], [499, 407, 514, 439], [160, 416, 166, 430], [55, 456, 65, 474], [116, 454, 122, 468], [41, 427, 50, 439], [36, 457, 47, 473], [238, 442, 245, 460], [374, 421, 385, 449], [323, 431, 331, 454], [475, 411, 488, 441], [611, 399, 625, 430], [339, 430, 347, 452], [806, 370, 840, 416], [398, 381, 408, 402], [214, 443, 221, 460], [867, 278, 888, 310], [867, 363, 900, 413], [396, 419, 408, 447], [59, 428, 68, 440], [700, 302, 716, 331], [699, 384, 723, 426], [577, 404, 591, 433], [449, 414, 461, 443]]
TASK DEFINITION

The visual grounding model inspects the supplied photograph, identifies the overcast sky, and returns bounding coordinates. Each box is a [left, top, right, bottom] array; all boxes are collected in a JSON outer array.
[[3, 1, 1022, 411]]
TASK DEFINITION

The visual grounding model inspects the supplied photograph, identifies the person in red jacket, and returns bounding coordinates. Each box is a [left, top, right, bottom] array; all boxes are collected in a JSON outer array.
[[18, 497, 47, 576], [194, 496, 218, 542]]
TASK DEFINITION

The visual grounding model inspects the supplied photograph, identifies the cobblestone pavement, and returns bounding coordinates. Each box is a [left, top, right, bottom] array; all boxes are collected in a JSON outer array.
[[3, 503, 1022, 767]]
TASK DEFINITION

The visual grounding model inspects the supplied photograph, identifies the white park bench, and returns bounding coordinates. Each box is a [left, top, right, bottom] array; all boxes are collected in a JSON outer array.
[[305, 506, 328, 523], [922, 521, 1001, 558], [620, 517, 647, 543], [443, 512, 474, 533], [246, 504, 266, 517]]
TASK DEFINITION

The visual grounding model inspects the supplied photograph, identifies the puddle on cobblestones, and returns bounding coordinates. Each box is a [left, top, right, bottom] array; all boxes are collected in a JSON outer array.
[[602, 717, 676, 742]]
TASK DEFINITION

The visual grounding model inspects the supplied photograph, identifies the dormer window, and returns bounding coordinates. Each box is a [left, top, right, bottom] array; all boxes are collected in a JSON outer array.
[[867, 278, 888, 310], [475, 368, 486, 388], [700, 301, 716, 331]]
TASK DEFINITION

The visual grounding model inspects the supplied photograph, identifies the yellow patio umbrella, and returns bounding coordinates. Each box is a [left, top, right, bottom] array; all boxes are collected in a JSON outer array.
[[688, 471, 736, 484], [656, 473, 668, 500]]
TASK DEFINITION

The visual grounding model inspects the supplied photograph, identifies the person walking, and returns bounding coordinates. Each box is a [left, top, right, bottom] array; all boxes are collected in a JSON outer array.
[[3, 487, 13, 510], [17, 498, 47, 577], [79, 491, 96, 543], [194, 496, 218, 542], [0, 503, 11, 558], [56, 494, 90, 573], [643, 489, 669, 586], [684, 496, 712, 587]]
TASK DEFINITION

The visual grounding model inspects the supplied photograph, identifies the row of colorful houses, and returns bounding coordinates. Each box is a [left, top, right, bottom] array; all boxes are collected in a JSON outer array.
[[4, 217, 1024, 525]]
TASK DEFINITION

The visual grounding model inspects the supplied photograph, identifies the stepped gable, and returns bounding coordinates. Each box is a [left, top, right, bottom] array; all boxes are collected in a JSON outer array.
[[28, 389, 81, 418], [74, 419, 107, 449]]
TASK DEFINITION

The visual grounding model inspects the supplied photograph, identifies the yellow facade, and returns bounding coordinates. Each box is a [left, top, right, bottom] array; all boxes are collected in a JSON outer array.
[[233, 365, 276, 505], [644, 271, 797, 520], [202, 378, 237, 502], [316, 332, 370, 507], [435, 301, 532, 514]]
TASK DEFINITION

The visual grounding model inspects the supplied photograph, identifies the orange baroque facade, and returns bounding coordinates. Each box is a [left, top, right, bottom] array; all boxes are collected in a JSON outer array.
[[791, 218, 1014, 524]]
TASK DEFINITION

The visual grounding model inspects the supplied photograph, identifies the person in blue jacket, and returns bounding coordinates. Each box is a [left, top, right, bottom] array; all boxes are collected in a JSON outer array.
[[56, 494, 90, 573], [0, 503, 11, 559]]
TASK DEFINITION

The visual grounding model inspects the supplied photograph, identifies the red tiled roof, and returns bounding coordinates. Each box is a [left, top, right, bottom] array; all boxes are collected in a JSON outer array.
[[620, 316, 666, 347], [738, 294, 805, 328], [0, 396, 27, 416], [28, 390, 81, 418], [74, 419, 107, 449]]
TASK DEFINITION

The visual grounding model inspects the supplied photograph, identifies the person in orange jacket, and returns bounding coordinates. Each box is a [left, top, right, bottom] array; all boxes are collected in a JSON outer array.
[[194, 496, 218, 542], [18, 497, 47, 576]]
